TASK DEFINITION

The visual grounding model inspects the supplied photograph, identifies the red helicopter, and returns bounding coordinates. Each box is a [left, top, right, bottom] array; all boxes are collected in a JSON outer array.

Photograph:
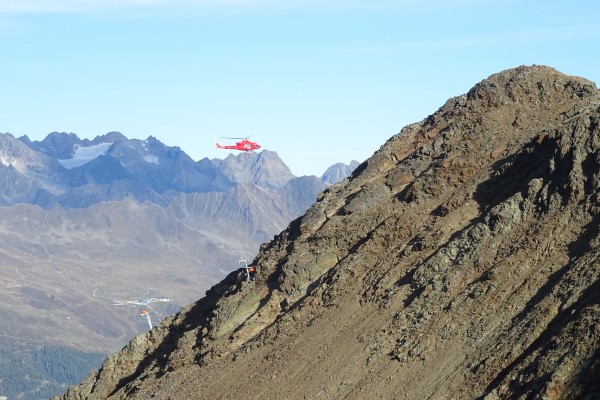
[[215, 137, 261, 152]]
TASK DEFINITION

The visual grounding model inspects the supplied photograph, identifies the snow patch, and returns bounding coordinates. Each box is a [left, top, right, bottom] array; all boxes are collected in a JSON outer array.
[[144, 155, 159, 164], [58, 142, 113, 169], [0, 156, 25, 171]]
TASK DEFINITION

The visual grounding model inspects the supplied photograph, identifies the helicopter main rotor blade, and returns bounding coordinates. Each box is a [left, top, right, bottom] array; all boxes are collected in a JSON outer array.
[[221, 135, 251, 140]]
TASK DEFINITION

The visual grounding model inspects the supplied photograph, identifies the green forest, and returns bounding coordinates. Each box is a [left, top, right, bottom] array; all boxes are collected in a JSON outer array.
[[0, 338, 104, 400]]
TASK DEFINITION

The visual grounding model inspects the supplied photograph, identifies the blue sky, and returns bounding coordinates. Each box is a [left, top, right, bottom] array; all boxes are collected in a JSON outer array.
[[1, 0, 599, 177]]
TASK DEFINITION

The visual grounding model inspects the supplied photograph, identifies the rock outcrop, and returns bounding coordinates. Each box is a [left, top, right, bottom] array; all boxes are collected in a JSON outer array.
[[58, 65, 600, 399]]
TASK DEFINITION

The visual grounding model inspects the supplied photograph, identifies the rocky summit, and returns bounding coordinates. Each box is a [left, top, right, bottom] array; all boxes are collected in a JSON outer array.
[[57, 65, 600, 399]]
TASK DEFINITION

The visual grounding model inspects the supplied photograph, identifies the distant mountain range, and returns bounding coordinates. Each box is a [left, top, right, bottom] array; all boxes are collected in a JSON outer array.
[[0, 132, 330, 208], [0, 131, 359, 399]]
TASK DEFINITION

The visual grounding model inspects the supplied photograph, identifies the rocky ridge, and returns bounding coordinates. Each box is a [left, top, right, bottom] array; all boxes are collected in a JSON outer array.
[[58, 65, 600, 399]]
